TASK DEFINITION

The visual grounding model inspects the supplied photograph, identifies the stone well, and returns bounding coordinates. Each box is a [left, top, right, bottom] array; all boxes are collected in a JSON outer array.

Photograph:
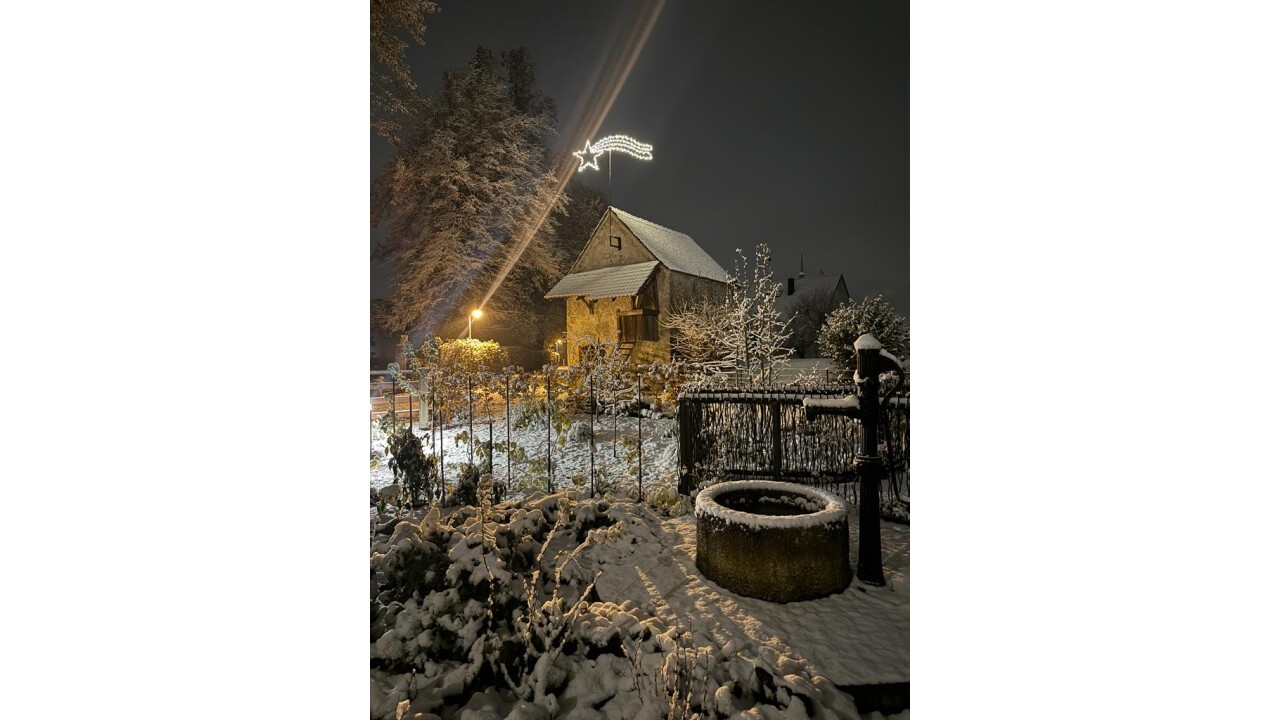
[[695, 480, 851, 603]]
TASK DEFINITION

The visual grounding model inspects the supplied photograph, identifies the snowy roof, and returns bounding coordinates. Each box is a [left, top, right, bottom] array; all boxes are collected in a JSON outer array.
[[543, 260, 660, 299], [610, 208, 729, 282], [777, 274, 847, 316]]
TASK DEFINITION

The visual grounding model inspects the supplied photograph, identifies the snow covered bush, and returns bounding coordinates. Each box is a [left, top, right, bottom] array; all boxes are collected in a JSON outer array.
[[567, 421, 594, 443], [881, 497, 910, 524], [817, 294, 910, 374], [438, 339, 509, 375], [387, 428, 436, 506], [446, 464, 506, 508], [371, 494, 626, 717]]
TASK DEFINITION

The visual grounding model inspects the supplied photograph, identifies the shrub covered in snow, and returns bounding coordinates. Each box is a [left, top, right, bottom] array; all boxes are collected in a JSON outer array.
[[817, 294, 910, 375], [880, 497, 910, 525], [445, 464, 507, 508], [387, 428, 437, 506], [567, 421, 594, 443]]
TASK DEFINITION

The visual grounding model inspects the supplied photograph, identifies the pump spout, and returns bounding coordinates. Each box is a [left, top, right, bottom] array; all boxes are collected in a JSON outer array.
[[802, 395, 860, 421]]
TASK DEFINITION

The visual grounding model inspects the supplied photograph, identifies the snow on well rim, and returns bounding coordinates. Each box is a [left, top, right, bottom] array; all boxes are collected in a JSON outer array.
[[695, 480, 847, 529]]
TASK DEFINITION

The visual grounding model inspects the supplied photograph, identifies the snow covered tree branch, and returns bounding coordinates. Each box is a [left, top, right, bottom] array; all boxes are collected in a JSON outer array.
[[372, 47, 568, 335]]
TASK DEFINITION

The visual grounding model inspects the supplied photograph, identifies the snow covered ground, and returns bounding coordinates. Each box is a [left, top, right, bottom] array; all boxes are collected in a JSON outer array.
[[370, 408, 908, 719], [370, 490, 908, 719], [370, 413, 681, 497], [587, 501, 909, 688]]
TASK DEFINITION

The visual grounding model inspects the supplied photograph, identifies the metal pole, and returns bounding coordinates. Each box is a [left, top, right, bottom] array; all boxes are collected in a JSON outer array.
[[487, 391, 493, 475], [438, 399, 445, 499], [467, 376, 474, 465], [589, 370, 595, 496], [547, 368, 553, 493], [636, 373, 643, 501], [506, 374, 512, 489]]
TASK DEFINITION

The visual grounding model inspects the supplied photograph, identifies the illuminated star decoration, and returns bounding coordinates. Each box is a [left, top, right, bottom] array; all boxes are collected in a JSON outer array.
[[573, 134, 654, 172], [572, 139, 603, 172]]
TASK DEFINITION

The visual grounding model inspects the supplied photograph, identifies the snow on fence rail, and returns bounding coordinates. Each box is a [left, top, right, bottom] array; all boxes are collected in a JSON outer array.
[[676, 386, 909, 499]]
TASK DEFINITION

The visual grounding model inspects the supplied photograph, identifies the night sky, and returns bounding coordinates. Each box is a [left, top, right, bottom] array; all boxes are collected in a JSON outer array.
[[372, 0, 909, 316]]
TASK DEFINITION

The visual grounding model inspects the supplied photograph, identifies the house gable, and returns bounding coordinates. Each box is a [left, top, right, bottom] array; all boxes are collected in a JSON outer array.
[[569, 210, 658, 274], [566, 207, 729, 282]]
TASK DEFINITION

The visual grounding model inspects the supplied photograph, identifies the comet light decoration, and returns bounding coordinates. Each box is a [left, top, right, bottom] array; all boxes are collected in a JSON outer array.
[[573, 134, 654, 172]]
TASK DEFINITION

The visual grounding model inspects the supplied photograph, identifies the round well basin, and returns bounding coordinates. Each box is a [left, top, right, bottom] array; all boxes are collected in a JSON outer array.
[[695, 480, 851, 603]]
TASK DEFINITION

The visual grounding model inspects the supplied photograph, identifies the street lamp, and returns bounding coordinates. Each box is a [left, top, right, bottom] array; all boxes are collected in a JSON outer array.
[[467, 308, 483, 339]]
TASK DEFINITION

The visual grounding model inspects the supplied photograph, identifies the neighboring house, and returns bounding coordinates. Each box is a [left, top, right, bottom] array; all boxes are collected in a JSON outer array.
[[544, 207, 728, 365], [777, 271, 851, 358]]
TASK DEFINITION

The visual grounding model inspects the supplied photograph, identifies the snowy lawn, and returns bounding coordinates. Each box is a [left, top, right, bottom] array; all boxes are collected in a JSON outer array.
[[371, 414, 680, 497], [591, 503, 909, 688], [370, 489, 908, 720]]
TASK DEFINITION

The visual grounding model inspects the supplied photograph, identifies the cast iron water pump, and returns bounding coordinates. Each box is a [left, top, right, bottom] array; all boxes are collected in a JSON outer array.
[[803, 333, 905, 586]]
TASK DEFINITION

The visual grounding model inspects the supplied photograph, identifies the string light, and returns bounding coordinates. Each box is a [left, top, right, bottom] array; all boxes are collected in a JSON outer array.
[[572, 139, 604, 172], [573, 134, 654, 172]]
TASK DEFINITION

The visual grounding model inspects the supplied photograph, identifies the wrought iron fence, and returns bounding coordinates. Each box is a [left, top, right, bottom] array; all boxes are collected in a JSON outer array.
[[677, 387, 909, 502]]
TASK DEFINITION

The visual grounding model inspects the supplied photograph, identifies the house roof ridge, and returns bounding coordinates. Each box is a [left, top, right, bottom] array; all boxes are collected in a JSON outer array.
[[610, 206, 692, 239], [607, 206, 728, 282]]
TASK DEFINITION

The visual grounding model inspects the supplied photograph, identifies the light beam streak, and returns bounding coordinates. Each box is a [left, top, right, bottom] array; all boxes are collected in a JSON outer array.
[[475, 0, 668, 311]]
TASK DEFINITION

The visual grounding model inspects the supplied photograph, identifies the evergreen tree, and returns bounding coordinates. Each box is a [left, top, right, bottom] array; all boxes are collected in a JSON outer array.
[[371, 0, 439, 143], [372, 48, 567, 334], [817, 294, 910, 373]]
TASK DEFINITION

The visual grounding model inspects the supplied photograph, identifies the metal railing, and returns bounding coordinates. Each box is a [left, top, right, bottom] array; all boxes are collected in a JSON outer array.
[[676, 386, 909, 500]]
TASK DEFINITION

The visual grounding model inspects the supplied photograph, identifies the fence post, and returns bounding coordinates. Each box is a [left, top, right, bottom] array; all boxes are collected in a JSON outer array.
[[677, 395, 693, 495], [547, 367, 553, 494], [505, 375, 512, 490], [770, 399, 782, 479], [589, 370, 595, 497], [636, 373, 643, 501]]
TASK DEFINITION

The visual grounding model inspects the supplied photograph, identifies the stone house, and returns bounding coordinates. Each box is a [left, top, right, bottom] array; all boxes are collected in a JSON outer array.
[[544, 207, 728, 365]]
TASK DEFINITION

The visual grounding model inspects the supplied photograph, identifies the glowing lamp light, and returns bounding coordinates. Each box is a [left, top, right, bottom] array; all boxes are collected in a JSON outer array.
[[470, 309, 483, 319], [573, 134, 654, 172]]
